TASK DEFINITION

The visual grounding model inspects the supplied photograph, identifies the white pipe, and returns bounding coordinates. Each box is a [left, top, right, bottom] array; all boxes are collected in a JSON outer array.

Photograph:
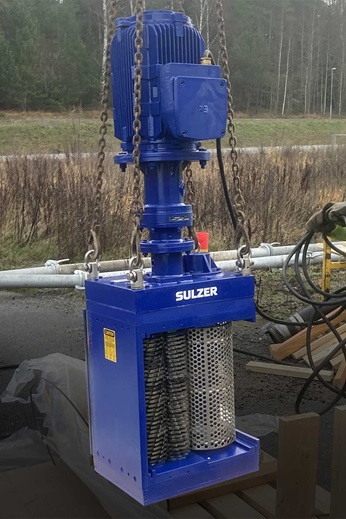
[[217, 252, 342, 271], [101, 251, 343, 278], [0, 250, 344, 289], [211, 242, 327, 261], [0, 272, 85, 289], [0, 242, 338, 276]]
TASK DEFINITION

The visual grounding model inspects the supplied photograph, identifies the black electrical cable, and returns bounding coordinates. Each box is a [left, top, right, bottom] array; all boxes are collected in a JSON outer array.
[[216, 134, 320, 328], [282, 233, 346, 307], [214, 108, 346, 414], [245, 224, 346, 414], [292, 240, 346, 396], [323, 234, 346, 257], [297, 243, 346, 413], [300, 235, 346, 299], [0, 364, 19, 370], [279, 231, 346, 414], [233, 347, 295, 366], [255, 302, 345, 328]]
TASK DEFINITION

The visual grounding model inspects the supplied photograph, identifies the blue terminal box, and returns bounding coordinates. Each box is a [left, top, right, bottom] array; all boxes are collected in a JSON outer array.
[[85, 269, 260, 505]]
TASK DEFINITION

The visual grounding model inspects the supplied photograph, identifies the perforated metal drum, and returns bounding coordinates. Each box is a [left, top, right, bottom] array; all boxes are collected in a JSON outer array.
[[188, 323, 235, 450]]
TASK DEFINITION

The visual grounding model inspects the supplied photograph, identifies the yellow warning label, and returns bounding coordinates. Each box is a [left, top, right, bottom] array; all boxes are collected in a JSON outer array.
[[104, 328, 117, 363]]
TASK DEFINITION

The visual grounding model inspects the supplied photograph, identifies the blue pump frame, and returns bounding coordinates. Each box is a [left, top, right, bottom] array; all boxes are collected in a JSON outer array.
[[85, 272, 259, 505]]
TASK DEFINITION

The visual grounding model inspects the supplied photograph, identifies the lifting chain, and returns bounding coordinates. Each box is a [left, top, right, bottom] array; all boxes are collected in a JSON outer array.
[[174, 0, 197, 250], [177, 0, 185, 14], [87, 0, 118, 264], [184, 163, 199, 251], [216, 0, 251, 258], [130, 0, 145, 272]]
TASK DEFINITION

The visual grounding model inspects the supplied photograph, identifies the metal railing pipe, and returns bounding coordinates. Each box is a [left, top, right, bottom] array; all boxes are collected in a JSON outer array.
[[0, 272, 85, 289], [0, 242, 339, 276]]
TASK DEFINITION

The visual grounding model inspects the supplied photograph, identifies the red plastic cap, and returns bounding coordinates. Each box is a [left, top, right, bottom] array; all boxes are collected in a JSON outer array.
[[196, 232, 209, 252]]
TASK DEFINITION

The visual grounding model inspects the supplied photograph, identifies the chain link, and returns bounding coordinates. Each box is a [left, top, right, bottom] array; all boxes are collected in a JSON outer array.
[[177, 0, 185, 14], [184, 163, 199, 251], [216, 0, 250, 256], [130, 0, 145, 270], [88, 0, 118, 261]]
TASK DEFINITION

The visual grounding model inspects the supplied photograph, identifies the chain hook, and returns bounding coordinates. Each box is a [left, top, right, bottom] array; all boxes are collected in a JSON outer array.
[[84, 249, 100, 274], [236, 245, 252, 275], [88, 229, 100, 262]]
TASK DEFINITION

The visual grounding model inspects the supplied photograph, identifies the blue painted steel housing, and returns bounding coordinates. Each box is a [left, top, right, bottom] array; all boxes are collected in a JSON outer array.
[[85, 9, 259, 506], [111, 10, 229, 277], [85, 273, 259, 506], [111, 10, 227, 165]]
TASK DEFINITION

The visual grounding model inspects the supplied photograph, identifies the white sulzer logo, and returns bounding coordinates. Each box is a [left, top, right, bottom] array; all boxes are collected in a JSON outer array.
[[176, 287, 218, 302]]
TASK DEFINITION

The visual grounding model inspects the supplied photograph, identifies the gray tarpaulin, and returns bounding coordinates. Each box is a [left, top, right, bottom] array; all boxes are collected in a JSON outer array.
[[1, 353, 279, 517]]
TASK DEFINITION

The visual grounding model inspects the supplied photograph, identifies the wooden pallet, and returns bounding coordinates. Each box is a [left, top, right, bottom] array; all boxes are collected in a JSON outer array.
[[166, 410, 346, 519], [247, 308, 346, 388]]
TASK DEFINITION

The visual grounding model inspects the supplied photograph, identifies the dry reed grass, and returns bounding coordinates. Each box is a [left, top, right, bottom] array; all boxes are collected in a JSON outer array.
[[0, 148, 345, 261]]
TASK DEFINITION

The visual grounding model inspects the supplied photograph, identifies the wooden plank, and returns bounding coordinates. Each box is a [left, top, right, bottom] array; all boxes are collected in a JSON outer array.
[[314, 485, 330, 517], [294, 324, 346, 360], [275, 413, 320, 518], [334, 360, 346, 389], [303, 343, 342, 367], [330, 406, 346, 518], [331, 353, 344, 368], [246, 361, 334, 382], [169, 453, 277, 510], [169, 503, 215, 518], [293, 329, 339, 359], [201, 493, 265, 519], [237, 484, 276, 518], [270, 309, 346, 361], [238, 478, 330, 518]]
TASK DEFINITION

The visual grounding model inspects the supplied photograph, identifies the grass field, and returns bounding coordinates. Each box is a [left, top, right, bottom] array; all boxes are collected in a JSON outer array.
[[1, 111, 346, 154]]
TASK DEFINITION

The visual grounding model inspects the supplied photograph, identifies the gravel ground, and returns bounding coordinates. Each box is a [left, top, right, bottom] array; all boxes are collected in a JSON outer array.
[[0, 289, 344, 491]]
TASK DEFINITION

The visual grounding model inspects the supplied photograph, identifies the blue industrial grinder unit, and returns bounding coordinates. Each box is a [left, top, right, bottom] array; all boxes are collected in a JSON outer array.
[[85, 9, 259, 506]]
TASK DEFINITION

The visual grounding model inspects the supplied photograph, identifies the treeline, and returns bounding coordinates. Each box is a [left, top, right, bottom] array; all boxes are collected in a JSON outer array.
[[218, 0, 346, 116], [0, 0, 103, 110], [1, 0, 346, 115]]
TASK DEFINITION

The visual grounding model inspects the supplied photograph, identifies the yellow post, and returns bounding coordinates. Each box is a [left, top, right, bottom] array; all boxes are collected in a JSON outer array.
[[322, 241, 332, 293]]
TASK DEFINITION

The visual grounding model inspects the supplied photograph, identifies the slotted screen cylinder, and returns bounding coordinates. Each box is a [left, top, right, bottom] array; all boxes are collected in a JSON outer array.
[[188, 323, 235, 450]]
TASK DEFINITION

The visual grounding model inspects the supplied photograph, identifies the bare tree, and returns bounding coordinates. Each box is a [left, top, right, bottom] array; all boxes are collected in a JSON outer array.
[[197, 0, 210, 48], [282, 34, 292, 115], [102, 0, 108, 89], [338, 1, 345, 116], [275, 0, 285, 113], [305, 0, 317, 114]]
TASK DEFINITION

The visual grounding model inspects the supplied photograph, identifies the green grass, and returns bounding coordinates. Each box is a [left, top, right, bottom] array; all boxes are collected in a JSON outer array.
[[0, 237, 57, 271], [2, 112, 346, 154], [231, 117, 346, 148], [0, 113, 102, 154]]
